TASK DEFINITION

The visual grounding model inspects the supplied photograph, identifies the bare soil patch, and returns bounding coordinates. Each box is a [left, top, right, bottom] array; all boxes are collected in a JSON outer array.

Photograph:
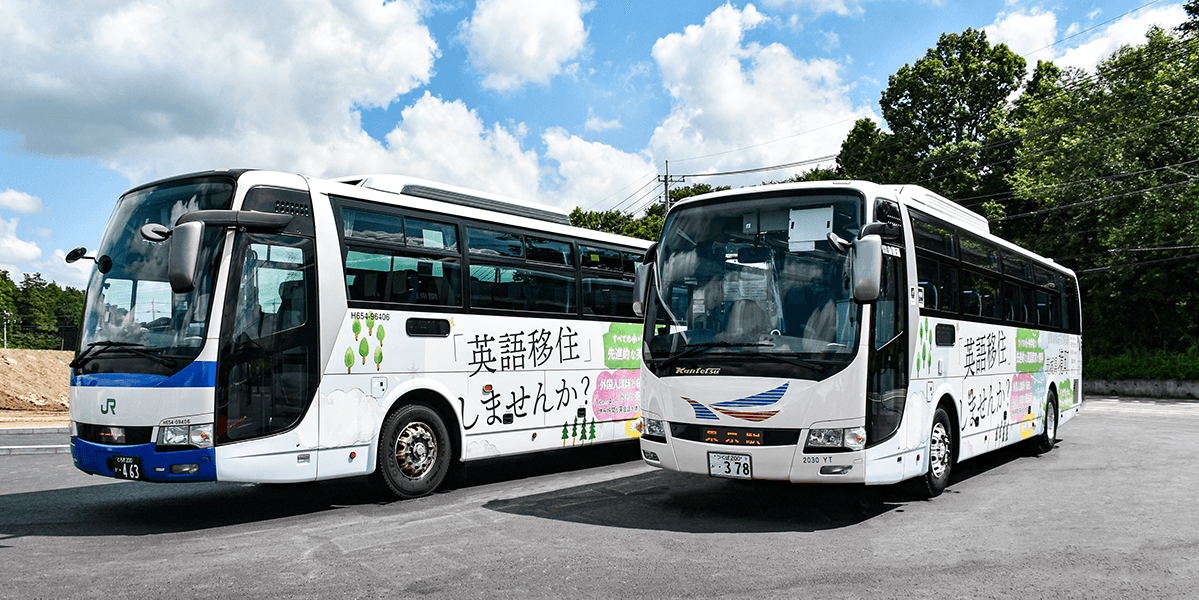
[[0, 349, 71, 427]]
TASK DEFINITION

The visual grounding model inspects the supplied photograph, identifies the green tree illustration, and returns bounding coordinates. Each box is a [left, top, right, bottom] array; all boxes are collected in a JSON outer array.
[[374, 346, 383, 371], [561, 422, 569, 446], [344, 348, 354, 374], [588, 419, 597, 443], [359, 337, 370, 365], [366, 315, 375, 336], [376, 324, 386, 347], [351, 318, 361, 341]]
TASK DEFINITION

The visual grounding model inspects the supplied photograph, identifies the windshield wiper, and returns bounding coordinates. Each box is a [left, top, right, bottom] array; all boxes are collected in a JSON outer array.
[[742, 352, 826, 373], [650, 341, 773, 371], [70, 341, 178, 369]]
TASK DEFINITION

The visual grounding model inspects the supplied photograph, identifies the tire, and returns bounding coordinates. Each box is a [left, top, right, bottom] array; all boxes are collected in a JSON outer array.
[[1033, 392, 1058, 455], [369, 403, 452, 499], [919, 406, 954, 498]]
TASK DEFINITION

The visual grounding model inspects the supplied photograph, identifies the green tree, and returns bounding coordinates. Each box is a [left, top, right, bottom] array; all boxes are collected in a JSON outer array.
[[1179, 0, 1199, 35], [839, 28, 1026, 202], [1005, 27, 1199, 356]]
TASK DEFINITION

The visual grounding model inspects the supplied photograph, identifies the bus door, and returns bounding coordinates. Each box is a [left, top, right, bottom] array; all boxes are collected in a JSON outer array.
[[216, 231, 321, 479]]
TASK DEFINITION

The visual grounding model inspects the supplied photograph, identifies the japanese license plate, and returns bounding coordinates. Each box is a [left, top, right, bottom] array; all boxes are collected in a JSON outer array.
[[708, 452, 752, 480], [110, 455, 144, 480]]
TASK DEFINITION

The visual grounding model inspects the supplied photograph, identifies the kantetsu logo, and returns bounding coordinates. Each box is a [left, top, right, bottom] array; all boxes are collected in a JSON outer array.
[[674, 367, 721, 375], [100, 398, 116, 414]]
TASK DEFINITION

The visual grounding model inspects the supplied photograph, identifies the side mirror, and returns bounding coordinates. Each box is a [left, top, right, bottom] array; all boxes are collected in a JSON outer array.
[[168, 221, 203, 294], [65, 247, 89, 263], [851, 234, 882, 303], [632, 262, 650, 318], [631, 243, 657, 318]]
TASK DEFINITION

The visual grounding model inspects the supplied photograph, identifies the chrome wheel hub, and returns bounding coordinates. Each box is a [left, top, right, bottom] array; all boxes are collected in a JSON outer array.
[[395, 422, 437, 479], [929, 422, 950, 479]]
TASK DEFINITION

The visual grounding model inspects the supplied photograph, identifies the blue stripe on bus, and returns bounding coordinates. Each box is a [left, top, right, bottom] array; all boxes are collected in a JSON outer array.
[[71, 438, 217, 482], [72, 361, 217, 388]]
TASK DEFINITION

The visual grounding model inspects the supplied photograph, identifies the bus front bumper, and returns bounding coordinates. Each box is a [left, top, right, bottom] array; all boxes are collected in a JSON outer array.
[[640, 435, 865, 484], [72, 437, 217, 483]]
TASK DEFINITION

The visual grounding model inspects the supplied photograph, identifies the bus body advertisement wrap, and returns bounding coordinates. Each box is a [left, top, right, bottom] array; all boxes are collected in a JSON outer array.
[[68, 169, 649, 498]]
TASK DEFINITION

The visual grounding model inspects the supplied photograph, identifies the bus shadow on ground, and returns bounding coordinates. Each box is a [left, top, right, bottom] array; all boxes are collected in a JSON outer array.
[[0, 443, 645, 540], [0, 439, 1047, 540], [484, 439, 1045, 533]]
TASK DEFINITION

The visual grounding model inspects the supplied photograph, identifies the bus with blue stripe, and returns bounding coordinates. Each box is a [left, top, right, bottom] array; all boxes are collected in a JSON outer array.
[[68, 169, 649, 497]]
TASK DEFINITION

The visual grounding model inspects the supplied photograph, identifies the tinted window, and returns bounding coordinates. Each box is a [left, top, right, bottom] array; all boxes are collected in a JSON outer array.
[[406, 217, 458, 252], [582, 276, 635, 318], [917, 256, 958, 313], [960, 235, 1000, 272], [343, 209, 404, 244], [469, 228, 524, 258], [580, 245, 623, 271], [469, 263, 574, 314], [527, 237, 571, 266], [911, 216, 957, 258]]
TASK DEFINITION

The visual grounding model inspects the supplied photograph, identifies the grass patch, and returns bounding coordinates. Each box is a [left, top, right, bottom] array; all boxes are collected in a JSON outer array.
[[1085, 350, 1199, 381]]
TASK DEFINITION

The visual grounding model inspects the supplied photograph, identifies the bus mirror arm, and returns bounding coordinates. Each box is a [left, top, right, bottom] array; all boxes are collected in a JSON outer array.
[[851, 234, 882, 303], [148, 210, 295, 294], [175, 209, 294, 231]]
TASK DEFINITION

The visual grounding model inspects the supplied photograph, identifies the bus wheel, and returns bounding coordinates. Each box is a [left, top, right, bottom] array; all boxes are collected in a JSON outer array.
[[371, 403, 451, 499], [920, 407, 953, 498], [1033, 393, 1058, 455]]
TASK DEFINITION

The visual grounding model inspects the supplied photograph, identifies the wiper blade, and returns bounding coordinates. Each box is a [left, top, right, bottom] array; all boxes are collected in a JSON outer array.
[[742, 352, 826, 373], [651, 341, 773, 371], [70, 341, 178, 369]]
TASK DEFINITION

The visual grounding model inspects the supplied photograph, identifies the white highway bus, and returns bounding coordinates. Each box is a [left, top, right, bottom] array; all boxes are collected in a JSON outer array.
[[633, 180, 1081, 496], [67, 169, 650, 498]]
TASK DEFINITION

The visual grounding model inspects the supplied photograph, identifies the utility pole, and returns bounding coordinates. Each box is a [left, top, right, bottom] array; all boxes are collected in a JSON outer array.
[[2, 311, 8, 349], [657, 160, 685, 213]]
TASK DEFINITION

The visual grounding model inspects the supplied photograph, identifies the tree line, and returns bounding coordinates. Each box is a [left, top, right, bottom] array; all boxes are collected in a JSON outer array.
[[573, 6, 1199, 372], [0, 270, 84, 350]]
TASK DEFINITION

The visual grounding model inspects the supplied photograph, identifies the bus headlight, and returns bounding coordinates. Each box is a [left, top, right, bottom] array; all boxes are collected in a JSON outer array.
[[806, 427, 867, 451], [642, 416, 667, 443], [158, 424, 214, 448], [189, 424, 213, 448], [161, 425, 189, 446]]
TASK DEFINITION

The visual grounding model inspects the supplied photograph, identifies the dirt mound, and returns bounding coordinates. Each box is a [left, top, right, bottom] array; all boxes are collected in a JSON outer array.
[[0, 349, 72, 412]]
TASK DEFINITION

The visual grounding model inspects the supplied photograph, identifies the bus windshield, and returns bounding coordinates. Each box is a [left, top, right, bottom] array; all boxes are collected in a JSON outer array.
[[75, 177, 234, 376], [644, 191, 865, 378]]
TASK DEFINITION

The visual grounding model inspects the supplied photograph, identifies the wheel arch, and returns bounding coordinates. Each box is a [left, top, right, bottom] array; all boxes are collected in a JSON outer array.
[[380, 381, 464, 467], [937, 393, 961, 465]]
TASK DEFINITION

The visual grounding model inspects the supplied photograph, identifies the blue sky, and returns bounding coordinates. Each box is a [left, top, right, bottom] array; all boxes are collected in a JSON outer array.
[[0, 0, 1188, 289]]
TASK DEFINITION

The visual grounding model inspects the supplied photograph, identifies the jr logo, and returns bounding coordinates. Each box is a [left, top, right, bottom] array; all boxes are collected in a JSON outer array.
[[101, 398, 116, 414]]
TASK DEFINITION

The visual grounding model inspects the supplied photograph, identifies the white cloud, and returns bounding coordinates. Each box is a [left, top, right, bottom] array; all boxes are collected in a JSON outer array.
[[0, 0, 438, 182], [542, 128, 656, 211], [584, 109, 622, 132], [984, 8, 1058, 57], [1055, 5, 1187, 72], [0, 189, 43, 213], [648, 3, 867, 185], [0, 217, 41, 266], [986, 5, 1189, 73], [381, 93, 543, 201], [760, 0, 863, 17], [461, 0, 590, 92]]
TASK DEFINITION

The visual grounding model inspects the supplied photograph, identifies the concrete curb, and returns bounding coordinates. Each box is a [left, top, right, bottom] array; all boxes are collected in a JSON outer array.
[[0, 426, 71, 435], [0, 445, 71, 455]]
